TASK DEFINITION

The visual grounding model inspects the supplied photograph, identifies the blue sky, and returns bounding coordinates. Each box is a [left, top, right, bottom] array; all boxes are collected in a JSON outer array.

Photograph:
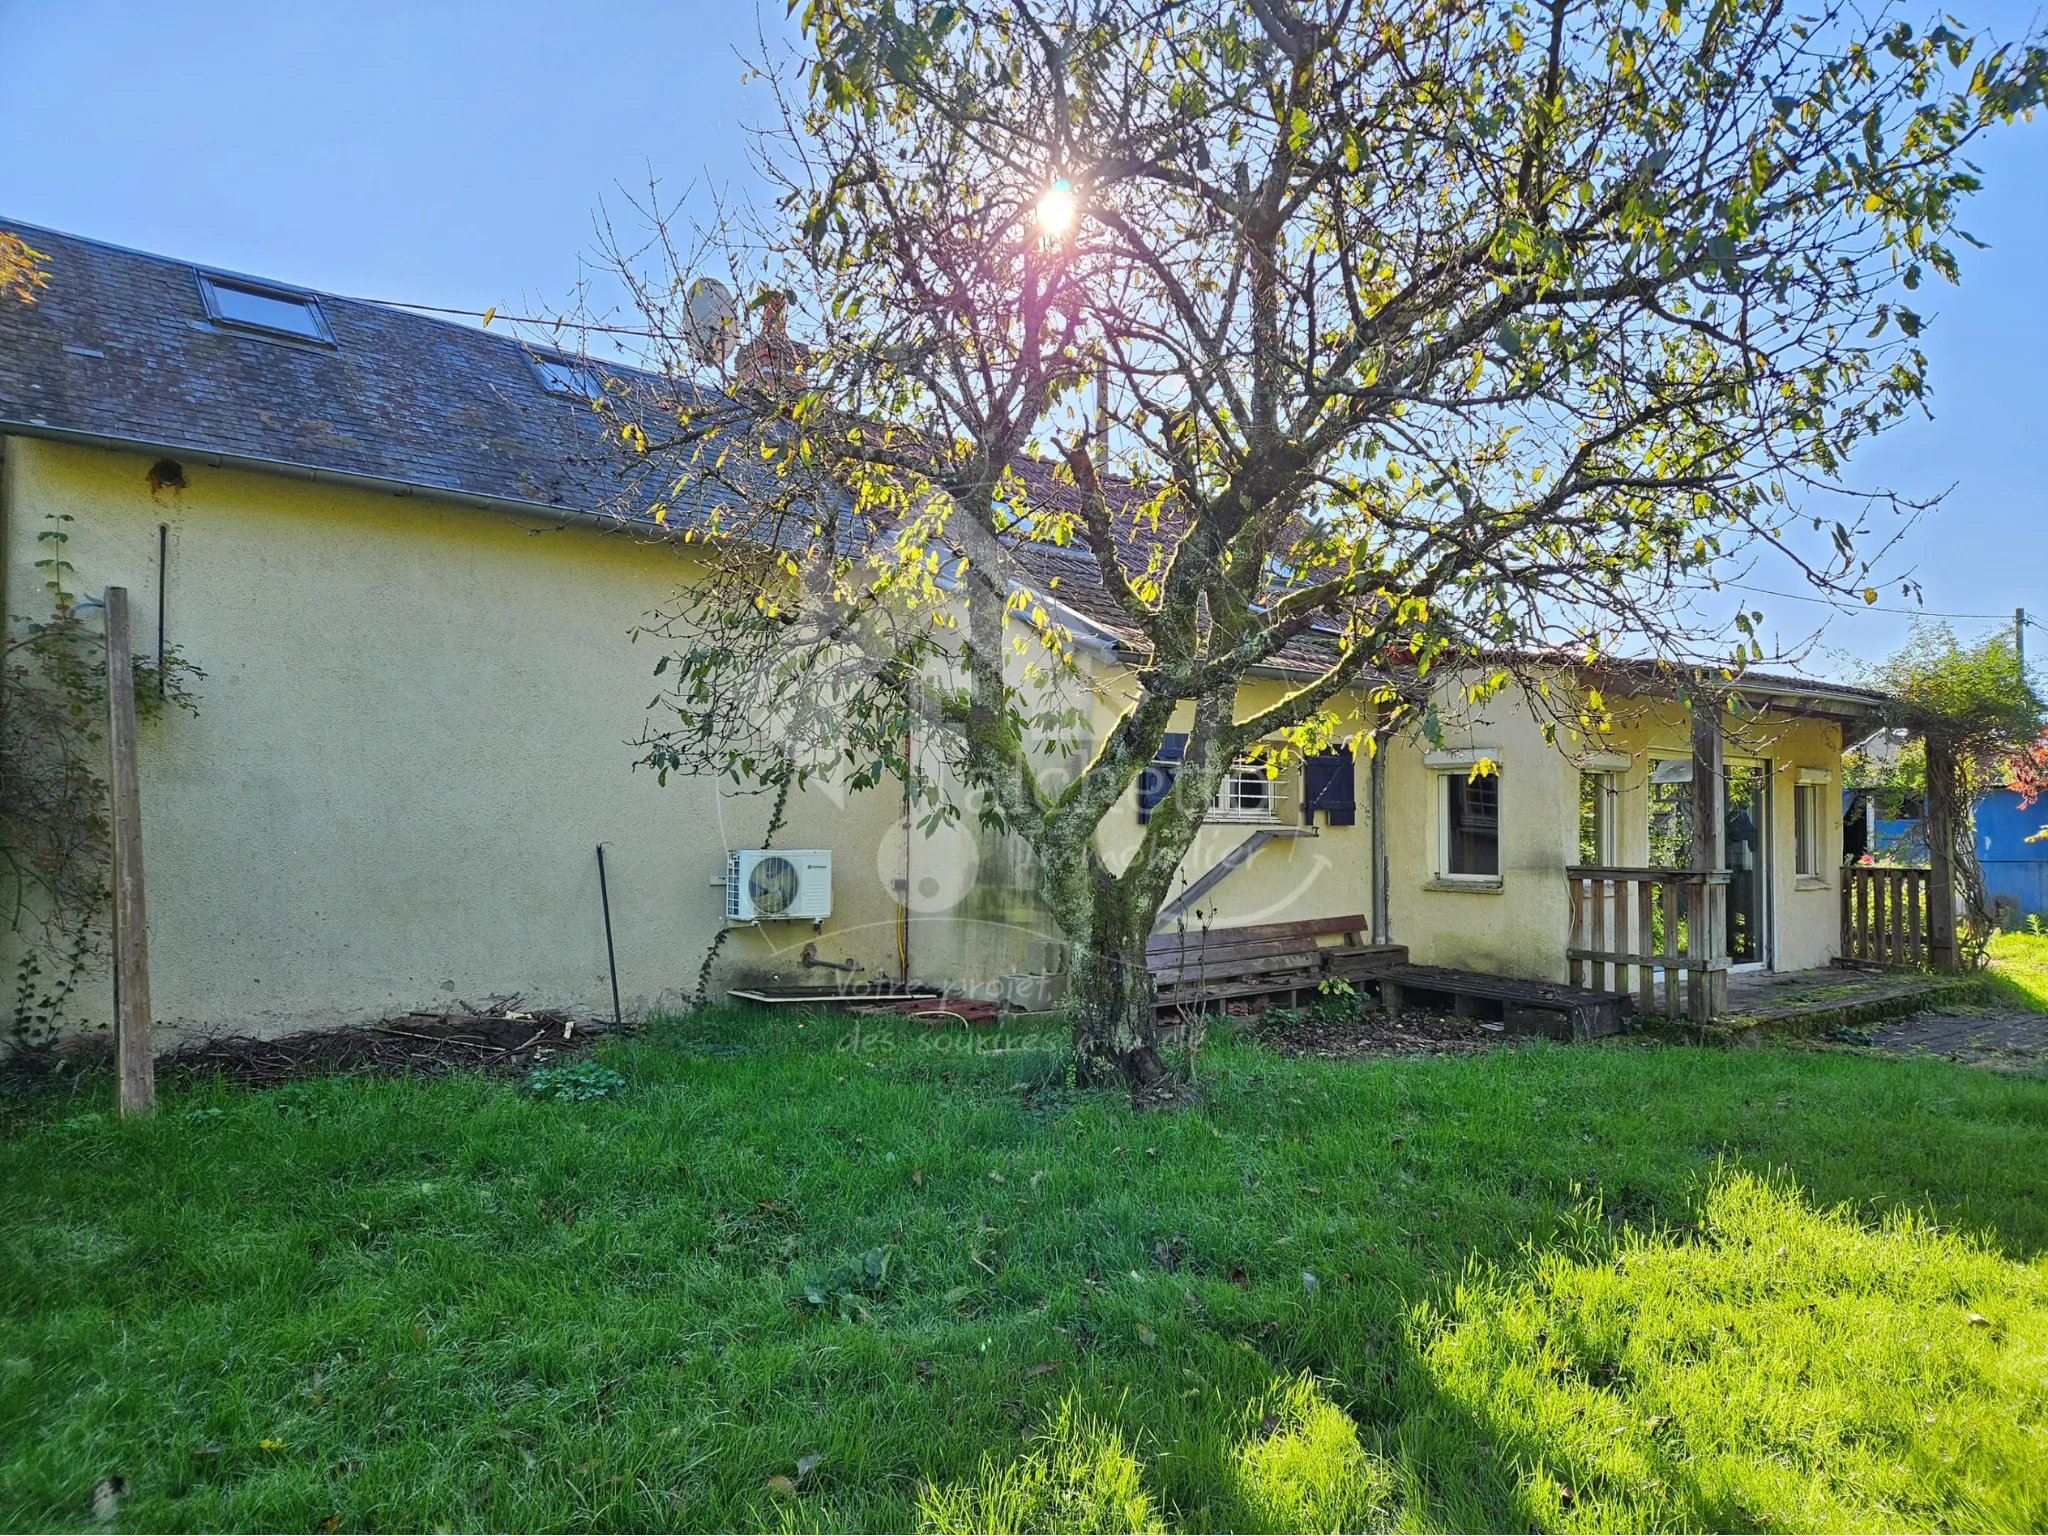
[[1, 0, 2041, 680]]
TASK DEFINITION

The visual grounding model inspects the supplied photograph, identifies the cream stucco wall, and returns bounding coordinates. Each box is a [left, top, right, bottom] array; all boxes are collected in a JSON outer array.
[[1373, 679, 1853, 980], [891, 646, 1854, 983], [2, 433, 1860, 1039], [1094, 673, 1381, 935], [895, 648, 1387, 978], [2, 436, 912, 1040], [1379, 679, 1580, 979]]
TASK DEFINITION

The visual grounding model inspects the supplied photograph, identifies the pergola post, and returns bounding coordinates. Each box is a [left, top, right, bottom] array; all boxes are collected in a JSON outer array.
[[1924, 734, 1960, 972]]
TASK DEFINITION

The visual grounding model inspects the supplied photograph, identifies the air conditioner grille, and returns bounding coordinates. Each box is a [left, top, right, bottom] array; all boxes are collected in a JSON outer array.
[[724, 848, 833, 921], [747, 854, 800, 917]]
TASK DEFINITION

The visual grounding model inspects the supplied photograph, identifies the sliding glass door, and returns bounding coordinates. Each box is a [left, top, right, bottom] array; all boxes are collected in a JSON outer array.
[[1647, 759, 1770, 967]]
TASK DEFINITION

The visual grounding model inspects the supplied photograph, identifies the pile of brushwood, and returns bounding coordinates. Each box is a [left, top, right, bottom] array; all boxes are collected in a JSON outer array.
[[164, 1002, 613, 1086]]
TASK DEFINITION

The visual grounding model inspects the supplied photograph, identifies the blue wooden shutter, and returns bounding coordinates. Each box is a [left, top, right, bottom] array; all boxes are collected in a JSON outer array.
[[1137, 732, 1188, 823], [1302, 747, 1356, 826]]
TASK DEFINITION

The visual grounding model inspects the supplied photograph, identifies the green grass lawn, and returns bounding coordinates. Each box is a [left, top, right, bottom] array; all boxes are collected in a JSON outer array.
[[1984, 930, 2048, 1013], [4, 1010, 2046, 1533]]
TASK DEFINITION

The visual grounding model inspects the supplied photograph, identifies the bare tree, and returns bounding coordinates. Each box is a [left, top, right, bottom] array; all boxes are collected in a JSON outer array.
[[579, 0, 2043, 1098]]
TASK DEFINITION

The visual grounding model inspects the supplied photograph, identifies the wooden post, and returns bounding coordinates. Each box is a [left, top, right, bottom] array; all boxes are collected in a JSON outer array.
[[1568, 876, 1584, 989], [1590, 876, 1608, 992], [1689, 699, 1726, 870], [1925, 735, 1959, 972], [1684, 879, 1704, 1021], [1636, 879, 1655, 1015], [1368, 739, 1389, 945], [1611, 877, 1630, 998], [1689, 697, 1728, 1016], [105, 587, 154, 1117], [1661, 877, 1680, 1016]]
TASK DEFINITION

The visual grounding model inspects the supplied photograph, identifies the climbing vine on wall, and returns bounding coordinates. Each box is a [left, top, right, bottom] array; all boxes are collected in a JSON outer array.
[[1, 515, 201, 1048]]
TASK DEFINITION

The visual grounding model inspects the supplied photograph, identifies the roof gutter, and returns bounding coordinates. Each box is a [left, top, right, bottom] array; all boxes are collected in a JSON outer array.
[[1, 419, 1893, 719], [1726, 678, 1889, 718], [6, 418, 1140, 671], [1004, 579, 1123, 664], [1573, 653, 1890, 717], [1233, 658, 1891, 711], [0, 418, 645, 539]]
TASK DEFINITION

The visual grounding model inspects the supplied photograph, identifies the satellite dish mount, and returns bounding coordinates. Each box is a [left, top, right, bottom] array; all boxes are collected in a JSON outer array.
[[684, 277, 739, 367]]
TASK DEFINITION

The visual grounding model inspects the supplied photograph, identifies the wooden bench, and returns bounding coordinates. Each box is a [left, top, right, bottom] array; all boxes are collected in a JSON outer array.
[[1147, 915, 1408, 1014], [1378, 963, 1632, 1040]]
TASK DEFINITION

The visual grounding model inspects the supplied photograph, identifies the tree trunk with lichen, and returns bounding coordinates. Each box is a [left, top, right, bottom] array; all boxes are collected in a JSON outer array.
[[1062, 873, 1171, 1096], [949, 495, 1185, 1100], [1032, 719, 1228, 1103]]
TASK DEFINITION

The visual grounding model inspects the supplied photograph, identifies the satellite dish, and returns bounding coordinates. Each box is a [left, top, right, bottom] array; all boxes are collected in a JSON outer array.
[[684, 277, 738, 366]]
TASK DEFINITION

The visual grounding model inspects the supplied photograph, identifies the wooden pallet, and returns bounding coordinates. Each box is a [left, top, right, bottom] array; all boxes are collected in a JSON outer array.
[[1378, 964, 1632, 1040], [1149, 915, 1408, 1014]]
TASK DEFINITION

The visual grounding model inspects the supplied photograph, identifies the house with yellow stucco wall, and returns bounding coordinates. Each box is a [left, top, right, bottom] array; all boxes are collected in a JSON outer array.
[[0, 220, 1886, 1043]]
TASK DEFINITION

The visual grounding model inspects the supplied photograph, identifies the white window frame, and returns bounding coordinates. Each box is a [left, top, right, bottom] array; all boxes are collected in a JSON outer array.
[[1428, 752, 1504, 884], [1794, 768, 1831, 880], [1579, 770, 1620, 866], [1206, 762, 1280, 825]]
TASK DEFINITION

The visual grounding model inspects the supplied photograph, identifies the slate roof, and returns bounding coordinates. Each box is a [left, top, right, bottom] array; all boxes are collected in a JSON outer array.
[[0, 217, 1884, 710], [0, 217, 691, 523], [998, 458, 1358, 671]]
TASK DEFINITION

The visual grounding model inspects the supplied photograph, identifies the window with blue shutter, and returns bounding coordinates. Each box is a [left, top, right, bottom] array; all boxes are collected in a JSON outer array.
[[1301, 746, 1356, 826], [1137, 732, 1188, 823]]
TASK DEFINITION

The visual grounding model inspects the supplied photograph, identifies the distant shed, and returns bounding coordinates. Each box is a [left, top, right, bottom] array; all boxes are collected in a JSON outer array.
[[1979, 787, 2047, 924]]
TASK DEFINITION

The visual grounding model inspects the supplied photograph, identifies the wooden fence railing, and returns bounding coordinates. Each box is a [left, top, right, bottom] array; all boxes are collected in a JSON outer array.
[[1840, 865, 1931, 967], [1567, 867, 1732, 1022]]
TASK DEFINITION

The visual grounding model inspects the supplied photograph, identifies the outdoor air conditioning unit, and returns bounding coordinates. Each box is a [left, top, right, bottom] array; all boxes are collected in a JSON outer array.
[[726, 849, 833, 921]]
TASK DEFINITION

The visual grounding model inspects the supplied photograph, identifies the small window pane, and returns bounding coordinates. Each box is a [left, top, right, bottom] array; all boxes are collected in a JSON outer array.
[[1648, 776, 1694, 867], [534, 357, 606, 400], [204, 279, 327, 339], [1447, 773, 1500, 877], [1212, 764, 1274, 818], [1579, 772, 1615, 866], [1795, 783, 1819, 876]]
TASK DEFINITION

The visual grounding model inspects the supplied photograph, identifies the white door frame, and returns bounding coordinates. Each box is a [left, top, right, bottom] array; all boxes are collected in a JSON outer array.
[[1647, 752, 1774, 972]]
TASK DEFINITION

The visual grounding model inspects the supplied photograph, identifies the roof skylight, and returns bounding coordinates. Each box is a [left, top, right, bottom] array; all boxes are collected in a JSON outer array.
[[531, 356, 608, 401], [196, 273, 333, 343]]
